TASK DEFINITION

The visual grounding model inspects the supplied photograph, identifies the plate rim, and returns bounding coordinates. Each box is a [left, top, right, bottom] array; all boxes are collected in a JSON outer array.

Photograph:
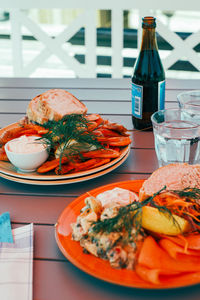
[[0, 145, 130, 181], [0, 150, 130, 185], [55, 179, 200, 289]]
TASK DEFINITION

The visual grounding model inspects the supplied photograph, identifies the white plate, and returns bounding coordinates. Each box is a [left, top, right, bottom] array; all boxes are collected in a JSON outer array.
[[0, 150, 130, 185], [0, 145, 129, 180]]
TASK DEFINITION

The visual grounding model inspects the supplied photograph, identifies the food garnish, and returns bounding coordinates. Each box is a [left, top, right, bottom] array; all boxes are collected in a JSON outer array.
[[37, 114, 104, 170], [172, 187, 200, 199], [152, 188, 200, 232]]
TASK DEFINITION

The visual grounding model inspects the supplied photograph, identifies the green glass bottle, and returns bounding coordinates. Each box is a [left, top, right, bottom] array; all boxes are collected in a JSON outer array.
[[132, 16, 165, 130]]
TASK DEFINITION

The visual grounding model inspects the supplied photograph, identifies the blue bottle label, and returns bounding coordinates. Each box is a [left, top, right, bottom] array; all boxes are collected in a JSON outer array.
[[132, 83, 143, 119], [158, 80, 165, 110], [132, 80, 166, 118]]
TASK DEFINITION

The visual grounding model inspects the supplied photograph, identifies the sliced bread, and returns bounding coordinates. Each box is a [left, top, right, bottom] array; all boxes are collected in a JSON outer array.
[[27, 89, 87, 124], [139, 163, 200, 201]]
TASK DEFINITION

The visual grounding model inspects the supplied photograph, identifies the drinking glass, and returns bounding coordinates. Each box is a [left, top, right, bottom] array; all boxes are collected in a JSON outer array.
[[151, 108, 200, 167], [177, 90, 200, 125]]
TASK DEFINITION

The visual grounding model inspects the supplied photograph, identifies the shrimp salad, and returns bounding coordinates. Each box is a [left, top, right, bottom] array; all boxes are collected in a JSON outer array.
[[71, 187, 145, 269]]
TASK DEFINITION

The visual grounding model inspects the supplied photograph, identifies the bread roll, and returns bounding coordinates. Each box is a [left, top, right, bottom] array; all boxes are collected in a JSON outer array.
[[27, 89, 87, 124], [139, 163, 200, 201]]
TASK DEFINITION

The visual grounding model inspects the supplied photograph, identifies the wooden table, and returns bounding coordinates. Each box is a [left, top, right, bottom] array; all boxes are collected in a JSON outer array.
[[0, 78, 200, 300]]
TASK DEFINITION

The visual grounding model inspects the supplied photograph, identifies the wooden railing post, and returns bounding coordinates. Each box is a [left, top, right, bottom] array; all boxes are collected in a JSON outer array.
[[10, 8, 23, 77]]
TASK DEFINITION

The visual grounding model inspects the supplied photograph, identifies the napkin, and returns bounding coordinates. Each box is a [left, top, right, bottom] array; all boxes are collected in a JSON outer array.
[[0, 223, 33, 300], [0, 212, 13, 243]]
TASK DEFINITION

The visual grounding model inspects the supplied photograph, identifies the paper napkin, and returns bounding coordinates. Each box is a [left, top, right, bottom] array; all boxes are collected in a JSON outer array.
[[0, 223, 33, 300]]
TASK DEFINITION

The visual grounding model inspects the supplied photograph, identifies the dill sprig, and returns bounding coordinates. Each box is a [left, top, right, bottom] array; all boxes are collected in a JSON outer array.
[[91, 202, 143, 236], [91, 186, 179, 239], [37, 114, 103, 169], [170, 187, 200, 201]]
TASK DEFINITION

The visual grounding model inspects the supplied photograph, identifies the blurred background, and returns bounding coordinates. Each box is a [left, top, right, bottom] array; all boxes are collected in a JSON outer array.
[[0, 8, 200, 78]]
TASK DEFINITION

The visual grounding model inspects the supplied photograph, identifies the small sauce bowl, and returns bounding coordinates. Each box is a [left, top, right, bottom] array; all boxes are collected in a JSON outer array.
[[5, 135, 49, 173]]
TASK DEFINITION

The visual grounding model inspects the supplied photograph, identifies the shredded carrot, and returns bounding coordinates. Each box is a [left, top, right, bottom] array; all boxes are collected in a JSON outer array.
[[184, 212, 200, 223], [152, 192, 200, 232]]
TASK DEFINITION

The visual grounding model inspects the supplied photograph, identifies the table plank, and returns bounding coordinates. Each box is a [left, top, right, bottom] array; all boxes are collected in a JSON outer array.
[[1, 177, 150, 224], [12, 224, 61, 261], [0, 78, 199, 90], [0, 87, 185, 103], [0, 88, 130, 101], [0, 173, 149, 197], [3, 194, 73, 224]]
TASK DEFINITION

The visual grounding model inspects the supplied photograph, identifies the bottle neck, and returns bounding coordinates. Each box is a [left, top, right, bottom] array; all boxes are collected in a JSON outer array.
[[140, 28, 158, 51]]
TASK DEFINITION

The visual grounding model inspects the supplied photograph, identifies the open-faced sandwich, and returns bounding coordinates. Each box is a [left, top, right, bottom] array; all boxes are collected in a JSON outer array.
[[0, 89, 131, 174], [71, 163, 200, 286]]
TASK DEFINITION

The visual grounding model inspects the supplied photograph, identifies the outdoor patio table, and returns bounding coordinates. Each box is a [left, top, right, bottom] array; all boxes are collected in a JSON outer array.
[[0, 77, 199, 300]]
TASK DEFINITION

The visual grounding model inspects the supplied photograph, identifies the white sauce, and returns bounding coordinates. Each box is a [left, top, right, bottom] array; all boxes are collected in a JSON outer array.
[[96, 187, 139, 208], [7, 135, 46, 154]]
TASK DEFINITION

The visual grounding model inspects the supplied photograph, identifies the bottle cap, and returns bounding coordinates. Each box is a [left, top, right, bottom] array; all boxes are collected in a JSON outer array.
[[142, 16, 156, 28]]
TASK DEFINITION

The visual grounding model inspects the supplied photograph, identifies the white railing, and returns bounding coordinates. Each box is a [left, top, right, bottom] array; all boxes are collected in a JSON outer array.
[[2, 0, 200, 78]]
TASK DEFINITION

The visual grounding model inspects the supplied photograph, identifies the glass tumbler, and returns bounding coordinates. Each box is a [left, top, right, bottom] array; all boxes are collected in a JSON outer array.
[[177, 90, 200, 125], [151, 108, 200, 167]]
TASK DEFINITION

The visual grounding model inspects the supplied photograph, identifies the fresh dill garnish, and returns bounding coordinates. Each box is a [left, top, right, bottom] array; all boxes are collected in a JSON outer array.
[[170, 187, 200, 200], [91, 186, 180, 240], [91, 202, 143, 236], [36, 114, 104, 169]]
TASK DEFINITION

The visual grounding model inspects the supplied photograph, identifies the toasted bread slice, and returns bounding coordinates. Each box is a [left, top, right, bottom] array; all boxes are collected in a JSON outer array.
[[27, 89, 87, 124], [139, 163, 200, 201]]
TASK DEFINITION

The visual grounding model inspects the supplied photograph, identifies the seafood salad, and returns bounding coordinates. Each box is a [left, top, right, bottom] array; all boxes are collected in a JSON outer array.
[[0, 89, 131, 175], [71, 188, 144, 269], [71, 175, 200, 286]]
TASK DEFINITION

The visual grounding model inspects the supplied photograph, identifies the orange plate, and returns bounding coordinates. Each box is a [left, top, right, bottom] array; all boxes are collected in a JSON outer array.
[[55, 180, 200, 289]]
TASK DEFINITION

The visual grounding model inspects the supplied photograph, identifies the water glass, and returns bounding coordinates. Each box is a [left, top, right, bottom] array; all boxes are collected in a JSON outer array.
[[177, 90, 200, 125], [151, 108, 200, 167]]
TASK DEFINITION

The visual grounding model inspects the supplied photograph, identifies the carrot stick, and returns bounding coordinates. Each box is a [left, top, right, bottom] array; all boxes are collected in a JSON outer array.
[[23, 124, 48, 135], [0, 126, 24, 145], [87, 158, 110, 169], [97, 136, 131, 146], [82, 149, 120, 159], [73, 159, 100, 172], [0, 148, 9, 161], [95, 128, 121, 137], [37, 157, 68, 173], [55, 164, 75, 175], [14, 129, 38, 138]]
